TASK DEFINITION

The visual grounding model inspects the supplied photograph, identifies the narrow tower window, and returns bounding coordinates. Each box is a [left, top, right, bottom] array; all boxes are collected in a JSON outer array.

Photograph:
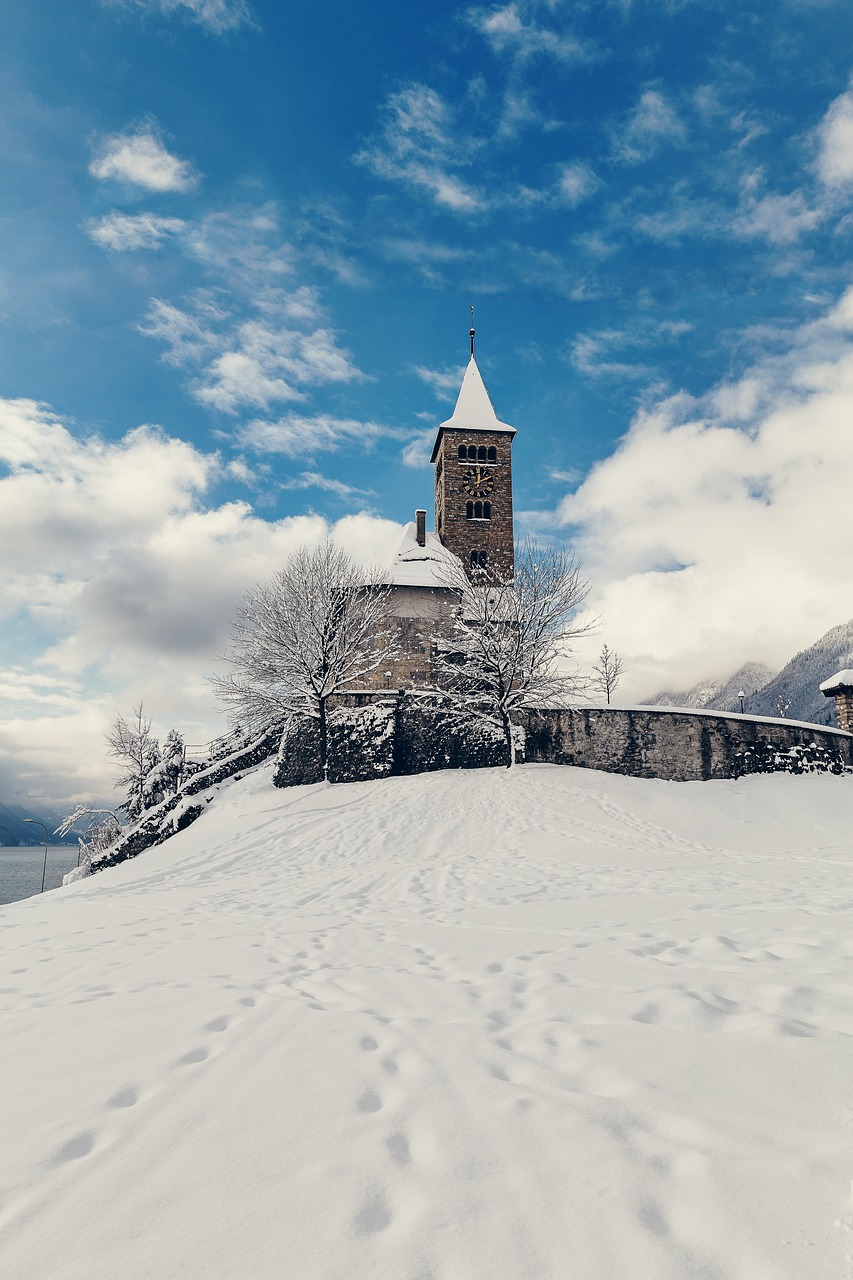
[[477, 445, 487, 462], [483, 501, 491, 520], [487, 446, 497, 463], [466, 501, 473, 519], [467, 445, 477, 460], [458, 444, 467, 461]]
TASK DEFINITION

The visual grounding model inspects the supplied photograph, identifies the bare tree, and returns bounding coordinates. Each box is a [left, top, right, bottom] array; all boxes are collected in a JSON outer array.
[[106, 702, 161, 821], [55, 806, 124, 870], [591, 643, 624, 704], [434, 539, 590, 767], [213, 540, 399, 779]]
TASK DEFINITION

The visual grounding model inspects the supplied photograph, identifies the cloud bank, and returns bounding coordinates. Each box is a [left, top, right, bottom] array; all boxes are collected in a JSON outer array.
[[558, 288, 853, 698], [0, 400, 399, 806]]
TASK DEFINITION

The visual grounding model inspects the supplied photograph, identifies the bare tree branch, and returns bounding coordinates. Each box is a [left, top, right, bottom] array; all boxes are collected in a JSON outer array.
[[432, 539, 591, 766], [591, 643, 624, 704], [212, 540, 401, 777]]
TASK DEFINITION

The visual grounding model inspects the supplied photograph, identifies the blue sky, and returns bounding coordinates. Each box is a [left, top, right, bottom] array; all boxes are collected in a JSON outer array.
[[2, 0, 853, 807]]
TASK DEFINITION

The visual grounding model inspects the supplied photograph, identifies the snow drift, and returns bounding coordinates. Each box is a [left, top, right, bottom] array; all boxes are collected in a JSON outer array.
[[2, 763, 852, 1279]]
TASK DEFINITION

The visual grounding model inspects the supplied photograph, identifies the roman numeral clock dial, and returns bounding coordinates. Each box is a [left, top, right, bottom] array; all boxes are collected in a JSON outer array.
[[461, 468, 495, 499]]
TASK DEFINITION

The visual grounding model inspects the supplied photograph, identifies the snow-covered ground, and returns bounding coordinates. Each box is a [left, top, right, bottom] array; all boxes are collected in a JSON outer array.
[[2, 763, 853, 1280]]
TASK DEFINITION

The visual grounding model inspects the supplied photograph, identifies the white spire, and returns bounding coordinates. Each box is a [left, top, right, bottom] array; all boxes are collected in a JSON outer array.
[[439, 356, 515, 434], [429, 341, 516, 463]]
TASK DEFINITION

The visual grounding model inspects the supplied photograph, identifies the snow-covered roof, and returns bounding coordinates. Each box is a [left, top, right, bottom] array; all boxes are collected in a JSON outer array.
[[430, 356, 516, 462], [819, 669, 853, 694], [380, 522, 462, 589]]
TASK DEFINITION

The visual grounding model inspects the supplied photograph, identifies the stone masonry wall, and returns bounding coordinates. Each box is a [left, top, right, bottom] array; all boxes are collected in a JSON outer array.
[[520, 707, 853, 780], [435, 429, 514, 578], [322, 697, 853, 782]]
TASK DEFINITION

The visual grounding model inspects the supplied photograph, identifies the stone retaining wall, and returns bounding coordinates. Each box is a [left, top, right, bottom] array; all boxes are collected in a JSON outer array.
[[519, 707, 853, 781], [276, 697, 853, 786]]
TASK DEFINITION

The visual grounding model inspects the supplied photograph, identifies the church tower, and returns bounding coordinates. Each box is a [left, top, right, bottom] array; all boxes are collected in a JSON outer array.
[[431, 330, 516, 579]]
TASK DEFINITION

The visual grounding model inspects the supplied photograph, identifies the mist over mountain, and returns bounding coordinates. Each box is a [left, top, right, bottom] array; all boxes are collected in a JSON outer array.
[[646, 621, 853, 728], [0, 803, 74, 847]]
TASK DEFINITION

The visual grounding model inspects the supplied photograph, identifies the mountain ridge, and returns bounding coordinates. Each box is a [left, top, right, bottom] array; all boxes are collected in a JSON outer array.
[[646, 620, 853, 727]]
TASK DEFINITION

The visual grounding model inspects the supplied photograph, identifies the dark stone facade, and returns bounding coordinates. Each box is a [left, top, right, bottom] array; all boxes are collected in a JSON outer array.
[[434, 429, 514, 578]]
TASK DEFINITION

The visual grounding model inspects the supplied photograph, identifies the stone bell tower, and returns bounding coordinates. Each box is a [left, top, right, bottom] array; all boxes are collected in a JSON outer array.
[[431, 327, 516, 579]]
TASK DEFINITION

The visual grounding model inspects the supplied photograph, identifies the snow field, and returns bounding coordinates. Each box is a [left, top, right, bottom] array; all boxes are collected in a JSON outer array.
[[1, 763, 853, 1279]]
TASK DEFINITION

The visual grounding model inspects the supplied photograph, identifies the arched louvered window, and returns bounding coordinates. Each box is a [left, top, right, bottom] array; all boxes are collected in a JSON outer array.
[[477, 445, 487, 461], [467, 445, 477, 460], [466, 501, 474, 519], [483, 501, 491, 520], [487, 446, 497, 463], [458, 444, 467, 461]]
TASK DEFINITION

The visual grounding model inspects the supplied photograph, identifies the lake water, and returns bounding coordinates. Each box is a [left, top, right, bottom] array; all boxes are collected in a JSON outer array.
[[0, 846, 82, 906]]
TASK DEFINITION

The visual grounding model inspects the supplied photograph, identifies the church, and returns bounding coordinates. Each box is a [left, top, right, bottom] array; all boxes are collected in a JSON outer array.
[[370, 328, 517, 689]]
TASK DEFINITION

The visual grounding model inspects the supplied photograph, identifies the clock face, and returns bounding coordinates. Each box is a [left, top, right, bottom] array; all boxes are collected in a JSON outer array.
[[461, 468, 495, 498]]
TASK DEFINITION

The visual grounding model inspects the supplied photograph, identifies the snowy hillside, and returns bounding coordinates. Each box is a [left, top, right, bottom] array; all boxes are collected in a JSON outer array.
[[2, 763, 853, 1280], [649, 661, 775, 714], [747, 620, 853, 726], [648, 619, 853, 726]]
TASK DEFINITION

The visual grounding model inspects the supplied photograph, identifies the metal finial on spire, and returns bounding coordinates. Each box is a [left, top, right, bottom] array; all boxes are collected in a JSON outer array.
[[469, 304, 475, 358]]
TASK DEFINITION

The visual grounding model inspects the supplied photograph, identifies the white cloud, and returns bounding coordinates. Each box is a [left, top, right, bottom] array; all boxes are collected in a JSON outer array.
[[471, 3, 594, 63], [86, 211, 186, 251], [140, 294, 362, 415], [281, 471, 374, 499], [555, 287, 853, 699], [108, 0, 254, 33], [400, 428, 436, 469], [101, 205, 364, 417], [355, 84, 486, 214], [733, 171, 823, 245], [89, 123, 198, 192], [613, 89, 687, 163], [815, 83, 853, 187], [0, 399, 399, 806], [556, 161, 601, 207], [412, 364, 467, 399], [570, 319, 690, 381], [237, 414, 396, 458]]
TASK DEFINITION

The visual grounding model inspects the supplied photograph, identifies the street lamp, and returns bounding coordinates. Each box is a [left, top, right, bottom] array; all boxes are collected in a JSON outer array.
[[23, 819, 50, 894], [738, 689, 745, 714]]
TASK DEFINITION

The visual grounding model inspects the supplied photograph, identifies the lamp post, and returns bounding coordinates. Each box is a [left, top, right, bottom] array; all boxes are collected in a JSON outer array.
[[738, 689, 745, 714], [23, 819, 50, 894]]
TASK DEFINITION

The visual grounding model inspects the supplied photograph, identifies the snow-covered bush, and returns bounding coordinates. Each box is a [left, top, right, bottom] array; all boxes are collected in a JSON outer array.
[[396, 698, 525, 775], [273, 716, 323, 787], [328, 704, 395, 783], [734, 740, 849, 777]]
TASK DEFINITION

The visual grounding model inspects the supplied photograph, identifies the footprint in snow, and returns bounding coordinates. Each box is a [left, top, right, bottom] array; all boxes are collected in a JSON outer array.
[[107, 1086, 139, 1109], [53, 1131, 95, 1164], [178, 1046, 209, 1066]]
